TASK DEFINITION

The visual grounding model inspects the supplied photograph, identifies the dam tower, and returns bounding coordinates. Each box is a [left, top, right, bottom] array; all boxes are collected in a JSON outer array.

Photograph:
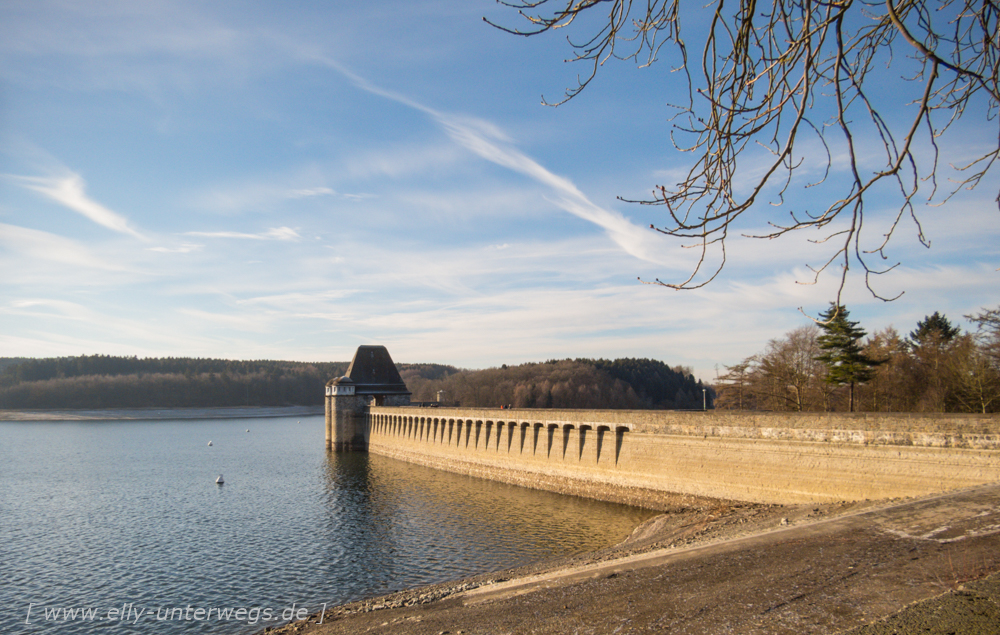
[[325, 345, 411, 451]]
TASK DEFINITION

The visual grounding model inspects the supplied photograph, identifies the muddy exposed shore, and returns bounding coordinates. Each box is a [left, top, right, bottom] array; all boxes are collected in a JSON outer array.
[[261, 484, 1000, 635]]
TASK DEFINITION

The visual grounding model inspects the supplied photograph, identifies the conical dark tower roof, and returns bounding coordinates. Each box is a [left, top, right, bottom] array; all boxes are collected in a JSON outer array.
[[345, 345, 411, 397]]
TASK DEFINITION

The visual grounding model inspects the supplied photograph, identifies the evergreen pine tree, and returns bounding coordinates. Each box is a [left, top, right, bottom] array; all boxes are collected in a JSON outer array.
[[907, 312, 963, 411], [908, 311, 961, 346], [815, 304, 880, 412]]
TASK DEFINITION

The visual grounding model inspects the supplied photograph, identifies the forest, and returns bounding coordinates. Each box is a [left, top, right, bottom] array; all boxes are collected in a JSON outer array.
[[714, 304, 1000, 413], [402, 358, 710, 410], [0, 356, 349, 409], [0, 355, 711, 411]]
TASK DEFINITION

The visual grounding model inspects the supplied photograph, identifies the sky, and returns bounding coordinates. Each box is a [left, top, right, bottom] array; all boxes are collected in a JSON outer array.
[[1, 0, 998, 380]]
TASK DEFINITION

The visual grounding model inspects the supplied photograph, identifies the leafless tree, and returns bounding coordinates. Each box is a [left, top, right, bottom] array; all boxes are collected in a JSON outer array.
[[489, 1, 999, 299], [759, 325, 826, 410], [967, 304, 1000, 360], [859, 326, 912, 411], [714, 326, 830, 410], [947, 334, 1000, 412], [714, 357, 755, 409]]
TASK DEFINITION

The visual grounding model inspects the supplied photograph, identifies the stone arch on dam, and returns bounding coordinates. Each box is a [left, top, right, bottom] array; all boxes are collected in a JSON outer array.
[[366, 409, 629, 468]]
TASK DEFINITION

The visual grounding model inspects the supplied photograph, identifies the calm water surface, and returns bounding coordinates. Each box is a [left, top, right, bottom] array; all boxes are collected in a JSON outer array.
[[0, 416, 652, 634]]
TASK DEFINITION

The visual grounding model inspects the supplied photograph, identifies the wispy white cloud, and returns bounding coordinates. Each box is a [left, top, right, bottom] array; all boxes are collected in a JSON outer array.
[[0, 297, 258, 357], [191, 179, 362, 214], [340, 143, 464, 181], [431, 112, 676, 266], [5, 172, 146, 239], [0, 222, 134, 271], [148, 243, 204, 254], [300, 56, 679, 268], [287, 187, 335, 199], [176, 308, 273, 333], [183, 227, 301, 241], [7, 298, 93, 319], [237, 289, 361, 309]]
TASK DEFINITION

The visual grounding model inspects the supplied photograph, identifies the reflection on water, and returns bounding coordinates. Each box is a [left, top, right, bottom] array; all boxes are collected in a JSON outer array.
[[0, 417, 652, 635], [323, 452, 653, 594]]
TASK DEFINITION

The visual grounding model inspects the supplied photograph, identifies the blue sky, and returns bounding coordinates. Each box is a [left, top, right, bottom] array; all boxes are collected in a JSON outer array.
[[1, 1, 997, 380]]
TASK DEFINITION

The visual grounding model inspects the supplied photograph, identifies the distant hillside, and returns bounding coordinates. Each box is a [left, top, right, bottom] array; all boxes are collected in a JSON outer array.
[[0, 355, 712, 411], [405, 358, 713, 410], [0, 356, 348, 410], [0, 357, 30, 373], [397, 363, 462, 384]]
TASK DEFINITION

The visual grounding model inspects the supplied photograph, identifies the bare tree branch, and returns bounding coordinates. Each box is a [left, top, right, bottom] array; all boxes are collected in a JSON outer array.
[[491, 0, 1000, 302]]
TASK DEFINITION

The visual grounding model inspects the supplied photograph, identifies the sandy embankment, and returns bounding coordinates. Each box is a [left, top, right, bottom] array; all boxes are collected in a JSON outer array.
[[0, 405, 324, 421], [264, 484, 1000, 635]]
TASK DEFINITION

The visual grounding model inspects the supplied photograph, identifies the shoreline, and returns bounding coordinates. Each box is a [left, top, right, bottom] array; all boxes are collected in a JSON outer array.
[[262, 484, 1000, 634], [0, 405, 324, 421]]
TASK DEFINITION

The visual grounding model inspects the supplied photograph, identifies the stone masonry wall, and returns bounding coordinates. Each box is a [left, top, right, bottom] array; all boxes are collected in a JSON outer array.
[[365, 407, 1000, 508]]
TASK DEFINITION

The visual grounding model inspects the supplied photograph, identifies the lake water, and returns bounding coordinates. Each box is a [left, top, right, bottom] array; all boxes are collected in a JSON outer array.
[[0, 415, 652, 634]]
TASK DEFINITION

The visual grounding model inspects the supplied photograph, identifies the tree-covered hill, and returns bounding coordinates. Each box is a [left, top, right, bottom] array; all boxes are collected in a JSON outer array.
[[589, 358, 709, 410], [0, 355, 348, 385], [0, 356, 348, 409], [0, 357, 30, 373], [0, 355, 711, 411], [406, 358, 712, 410]]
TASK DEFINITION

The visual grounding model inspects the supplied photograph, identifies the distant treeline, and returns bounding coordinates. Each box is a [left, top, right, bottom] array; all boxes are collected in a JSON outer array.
[[0, 356, 348, 409], [402, 358, 712, 410], [714, 305, 1000, 413], [0, 357, 29, 373], [0, 355, 711, 411]]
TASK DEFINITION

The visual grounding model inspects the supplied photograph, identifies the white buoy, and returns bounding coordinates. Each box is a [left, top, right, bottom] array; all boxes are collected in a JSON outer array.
[[207, 441, 213, 446], [216, 474, 224, 484]]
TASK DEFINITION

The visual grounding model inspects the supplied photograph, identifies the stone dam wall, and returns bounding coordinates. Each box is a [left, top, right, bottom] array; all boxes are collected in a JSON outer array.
[[364, 407, 1000, 508]]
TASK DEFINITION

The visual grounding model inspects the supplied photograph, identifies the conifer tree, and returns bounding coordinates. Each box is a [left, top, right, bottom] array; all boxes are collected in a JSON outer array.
[[909, 312, 961, 346], [815, 304, 880, 412], [906, 312, 964, 411]]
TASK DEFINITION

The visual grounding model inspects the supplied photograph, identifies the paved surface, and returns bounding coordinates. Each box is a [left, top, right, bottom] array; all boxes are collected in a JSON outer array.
[[263, 484, 1000, 635]]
